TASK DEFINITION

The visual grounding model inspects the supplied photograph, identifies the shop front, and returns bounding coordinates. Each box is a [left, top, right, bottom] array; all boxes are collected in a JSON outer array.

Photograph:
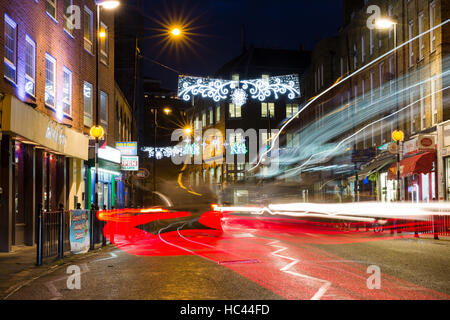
[[0, 95, 89, 252], [387, 151, 437, 202], [86, 146, 121, 210]]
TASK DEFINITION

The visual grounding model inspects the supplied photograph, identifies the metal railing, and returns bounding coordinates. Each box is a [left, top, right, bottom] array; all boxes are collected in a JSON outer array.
[[36, 204, 107, 266]]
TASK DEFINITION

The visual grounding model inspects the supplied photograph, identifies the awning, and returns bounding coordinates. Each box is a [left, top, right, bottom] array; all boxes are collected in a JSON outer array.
[[387, 152, 435, 180], [358, 157, 395, 179]]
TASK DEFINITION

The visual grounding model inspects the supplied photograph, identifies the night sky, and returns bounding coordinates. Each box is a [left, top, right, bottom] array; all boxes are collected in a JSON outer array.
[[141, 0, 343, 90]]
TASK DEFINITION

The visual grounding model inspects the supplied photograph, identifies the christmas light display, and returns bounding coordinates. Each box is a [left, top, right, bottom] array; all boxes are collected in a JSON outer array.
[[178, 74, 300, 105]]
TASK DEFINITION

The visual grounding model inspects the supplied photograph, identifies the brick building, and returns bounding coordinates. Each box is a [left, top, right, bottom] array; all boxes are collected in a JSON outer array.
[[0, 0, 115, 252], [292, 0, 449, 202]]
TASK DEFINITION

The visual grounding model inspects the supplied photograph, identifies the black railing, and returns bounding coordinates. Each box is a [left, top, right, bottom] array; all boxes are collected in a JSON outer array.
[[36, 204, 107, 266]]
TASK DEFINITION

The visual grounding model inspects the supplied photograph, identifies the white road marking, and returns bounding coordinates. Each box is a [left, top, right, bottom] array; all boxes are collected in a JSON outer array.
[[267, 240, 331, 300], [93, 252, 118, 263]]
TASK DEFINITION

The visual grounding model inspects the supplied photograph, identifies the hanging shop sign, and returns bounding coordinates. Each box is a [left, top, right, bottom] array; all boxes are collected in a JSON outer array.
[[133, 168, 150, 179], [121, 156, 139, 171], [69, 210, 90, 254], [403, 135, 436, 155], [115, 141, 138, 156]]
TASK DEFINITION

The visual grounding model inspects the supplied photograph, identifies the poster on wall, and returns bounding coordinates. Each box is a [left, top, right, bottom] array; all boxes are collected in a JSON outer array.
[[69, 210, 90, 254]]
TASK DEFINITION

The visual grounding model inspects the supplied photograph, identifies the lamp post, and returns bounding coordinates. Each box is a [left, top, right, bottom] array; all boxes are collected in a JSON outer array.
[[91, 1, 120, 211], [150, 107, 172, 205], [392, 130, 404, 201]]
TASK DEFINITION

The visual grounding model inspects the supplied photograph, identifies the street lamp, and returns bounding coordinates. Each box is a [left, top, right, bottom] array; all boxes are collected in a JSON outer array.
[[171, 27, 182, 37], [150, 107, 172, 205], [91, 0, 120, 215], [392, 130, 404, 201]]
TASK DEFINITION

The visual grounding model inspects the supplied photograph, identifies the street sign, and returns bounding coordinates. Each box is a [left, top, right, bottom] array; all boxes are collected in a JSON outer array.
[[115, 141, 138, 156], [121, 156, 139, 171]]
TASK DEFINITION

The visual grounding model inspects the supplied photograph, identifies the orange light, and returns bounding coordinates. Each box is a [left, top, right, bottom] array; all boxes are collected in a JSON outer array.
[[99, 31, 107, 38], [171, 28, 181, 37], [211, 203, 219, 210], [90, 125, 105, 139]]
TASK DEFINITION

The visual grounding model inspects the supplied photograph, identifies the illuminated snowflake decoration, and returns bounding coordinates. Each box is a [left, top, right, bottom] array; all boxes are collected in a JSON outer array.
[[178, 74, 300, 103], [231, 88, 248, 107]]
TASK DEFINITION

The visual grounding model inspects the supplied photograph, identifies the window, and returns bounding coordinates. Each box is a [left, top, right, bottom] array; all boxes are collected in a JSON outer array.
[[420, 84, 426, 129], [418, 12, 424, 60], [361, 35, 365, 63], [83, 81, 93, 126], [340, 57, 344, 77], [286, 104, 299, 118], [353, 44, 357, 70], [202, 112, 206, 127], [410, 89, 416, 133], [194, 115, 200, 129], [25, 35, 36, 96], [261, 102, 275, 118], [45, 53, 56, 108], [100, 22, 108, 64], [431, 76, 437, 125], [286, 133, 299, 149], [262, 74, 269, 85], [389, 55, 395, 93], [369, 71, 374, 103], [388, 5, 394, 40], [379, 62, 384, 97], [4, 14, 17, 83], [46, 0, 57, 20], [209, 108, 214, 125], [229, 103, 241, 118], [430, 1, 436, 52], [408, 20, 414, 67], [100, 91, 108, 131], [232, 74, 239, 87], [64, 0, 74, 35], [216, 105, 220, 122], [62, 67, 72, 116], [369, 29, 374, 56], [84, 6, 93, 53]]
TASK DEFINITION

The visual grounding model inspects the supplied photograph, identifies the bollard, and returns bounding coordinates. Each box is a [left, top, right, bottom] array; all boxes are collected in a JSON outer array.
[[58, 204, 64, 259], [90, 203, 95, 250], [433, 215, 439, 240], [36, 204, 43, 266]]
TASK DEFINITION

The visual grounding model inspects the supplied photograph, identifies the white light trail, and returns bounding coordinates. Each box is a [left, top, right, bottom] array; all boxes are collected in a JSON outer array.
[[249, 19, 450, 172]]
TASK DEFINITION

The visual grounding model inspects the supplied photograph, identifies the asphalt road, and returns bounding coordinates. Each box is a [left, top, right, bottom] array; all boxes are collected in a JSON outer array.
[[4, 211, 450, 300]]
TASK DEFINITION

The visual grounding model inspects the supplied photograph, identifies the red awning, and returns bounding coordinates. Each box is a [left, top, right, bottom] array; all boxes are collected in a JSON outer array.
[[387, 152, 435, 180]]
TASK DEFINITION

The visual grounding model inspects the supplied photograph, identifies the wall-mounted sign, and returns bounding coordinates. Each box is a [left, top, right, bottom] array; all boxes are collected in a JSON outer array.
[[133, 168, 150, 179], [115, 141, 138, 156], [46, 120, 66, 146], [403, 135, 436, 155], [98, 146, 121, 164], [121, 156, 139, 171]]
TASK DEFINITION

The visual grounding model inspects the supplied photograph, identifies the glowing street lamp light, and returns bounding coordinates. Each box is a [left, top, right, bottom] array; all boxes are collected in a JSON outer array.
[[163, 107, 172, 115], [392, 130, 404, 202], [171, 28, 181, 37], [184, 127, 192, 135], [89, 125, 105, 140], [375, 18, 397, 29], [96, 0, 120, 9]]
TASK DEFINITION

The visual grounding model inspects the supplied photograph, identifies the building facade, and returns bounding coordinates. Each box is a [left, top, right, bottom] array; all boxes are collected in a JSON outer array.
[[0, 0, 115, 252]]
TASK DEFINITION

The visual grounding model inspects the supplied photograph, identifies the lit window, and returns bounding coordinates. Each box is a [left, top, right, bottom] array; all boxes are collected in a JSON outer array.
[[100, 22, 108, 64], [286, 104, 299, 118], [216, 105, 221, 122], [431, 76, 437, 125], [361, 35, 365, 63], [100, 91, 108, 131], [63, 67, 72, 116], [408, 20, 414, 67], [209, 108, 214, 125], [45, 53, 56, 108], [430, 1, 436, 52], [84, 6, 93, 53], [64, 0, 75, 35], [25, 35, 36, 96], [418, 12, 424, 60], [4, 14, 17, 83], [229, 103, 241, 118], [46, 0, 57, 20], [202, 112, 206, 127], [83, 81, 93, 126], [369, 29, 374, 55], [261, 102, 275, 118]]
